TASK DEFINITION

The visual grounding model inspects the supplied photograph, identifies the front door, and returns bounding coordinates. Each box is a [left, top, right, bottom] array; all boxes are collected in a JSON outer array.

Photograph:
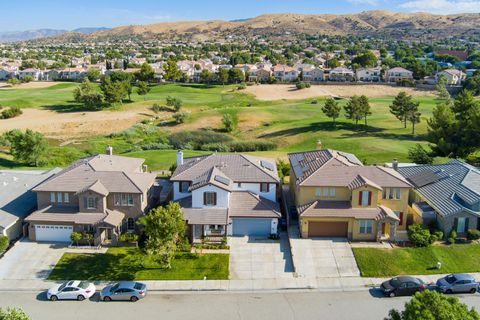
[[457, 217, 466, 233], [106, 228, 112, 241], [382, 223, 386, 235]]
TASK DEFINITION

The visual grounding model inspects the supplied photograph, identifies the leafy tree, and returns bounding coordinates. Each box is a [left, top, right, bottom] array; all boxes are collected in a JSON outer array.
[[222, 113, 235, 132], [70, 232, 82, 246], [407, 100, 421, 135], [386, 290, 479, 320], [73, 79, 103, 109], [390, 92, 419, 131], [351, 51, 377, 67], [344, 95, 363, 125], [200, 69, 214, 84], [100, 77, 127, 105], [107, 70, 132, 83], [322, 98, 341, 128], [217, 68, 229, 85], [358, 95, 372, 126], [138, 202, 186, 268], [135, 62, 155, 82], [427, 102, 458, 157], [1, 129, 48, 166], [86, 68, 101, 82], [435, 75, 451, 101], [228, 68, 245, 84], [163, 59, 182, 82], [136, 81, 150, 100], [464, 72, 480, 95], [408, 144, 433, 164], [166, 96, 182, 112], [0, 307, 30, 320], [122, 81, 133, 101]]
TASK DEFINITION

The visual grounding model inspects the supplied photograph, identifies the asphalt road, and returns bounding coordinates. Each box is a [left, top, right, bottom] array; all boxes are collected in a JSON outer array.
[[1, 289, 480, 320]]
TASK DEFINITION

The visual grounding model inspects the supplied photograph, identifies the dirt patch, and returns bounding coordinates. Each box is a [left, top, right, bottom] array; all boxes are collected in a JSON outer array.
[[0, 81, 69, 90], [0, 107, 153, 139], [245, 84, 435, 100]]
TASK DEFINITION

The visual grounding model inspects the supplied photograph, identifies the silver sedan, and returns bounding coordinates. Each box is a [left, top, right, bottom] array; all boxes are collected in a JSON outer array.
[[100, 281, 147, 302]]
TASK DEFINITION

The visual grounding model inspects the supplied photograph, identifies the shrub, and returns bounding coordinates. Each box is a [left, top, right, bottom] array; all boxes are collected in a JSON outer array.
[[200, 143, 231, 152], [173, 112, 188, 124], [166, 96, 182, 111], [222, 113, 235, 132], [447, 237, 456, 245], [0, 235, 9, 254], [169, 130, 233, 150], [295, 82, 311, 90], [237, 83, 246, 90], [407, 224, 431, 247], [467, 229, 480, 240], [119, 233, 139, 243], [448, 230, 457, 245], [0, 107, 22, 119], [70, 232, 82, 245], [140, 142, 172, 150], [201, 140, 277, 152]]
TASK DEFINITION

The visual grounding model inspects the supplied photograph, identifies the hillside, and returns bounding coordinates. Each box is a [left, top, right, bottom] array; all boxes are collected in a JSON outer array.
[[0, 27, 109, 43], [50, 11, 480, 42]]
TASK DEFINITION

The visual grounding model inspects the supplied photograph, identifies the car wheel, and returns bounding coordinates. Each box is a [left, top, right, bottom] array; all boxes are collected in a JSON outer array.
[[103, 296, 112, 302], [446, 289, 453, 294], [130, 296, 139, 302], [77, 295, 85, 301], [470, 288, 477, 294], [389, 292, 395, 298], [50, 295, 58, 301]]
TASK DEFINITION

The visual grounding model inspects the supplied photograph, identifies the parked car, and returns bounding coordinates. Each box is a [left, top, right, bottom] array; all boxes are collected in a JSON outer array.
[[100, 281, 147, 302], [436, 274, 478, 294], [47, 280, 96, 301], [380, 276, 426, 297]]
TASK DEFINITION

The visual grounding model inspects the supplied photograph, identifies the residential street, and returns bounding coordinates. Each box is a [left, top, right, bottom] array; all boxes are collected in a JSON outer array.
[[2, 290, 480, 320]]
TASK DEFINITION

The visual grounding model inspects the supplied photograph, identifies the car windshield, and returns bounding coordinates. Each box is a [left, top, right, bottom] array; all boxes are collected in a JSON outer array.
[[389, 278, 401, 287], [134, 283, 144, 290], [446, 275, 457, 284], [58, 282, 68, 291], [111, 283, 120, 292], [78, 281, 90, 289]]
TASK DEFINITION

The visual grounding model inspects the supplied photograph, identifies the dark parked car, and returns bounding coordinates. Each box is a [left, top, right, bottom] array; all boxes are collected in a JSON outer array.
[[436, 274, 479, 294], [380, 276, 426, 297]]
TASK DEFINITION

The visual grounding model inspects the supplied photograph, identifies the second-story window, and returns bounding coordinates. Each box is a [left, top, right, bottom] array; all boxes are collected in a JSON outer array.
[[260, 183, 270, 193], [87, 197, 96, 209], [329, 188, 336, 197], [382, 188, 401, 200], [114, 194, 134, 206], [57, 192, 62, 203], [179, 181, 190, 193], [204, 192, 217, 206], [64, 193, 69, 203], [315, 187, 321, 197]]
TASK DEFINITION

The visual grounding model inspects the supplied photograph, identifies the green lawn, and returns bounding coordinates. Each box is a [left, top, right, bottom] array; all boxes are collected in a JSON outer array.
[[353, 245, 480, 277], [48, 247, 229, 281]]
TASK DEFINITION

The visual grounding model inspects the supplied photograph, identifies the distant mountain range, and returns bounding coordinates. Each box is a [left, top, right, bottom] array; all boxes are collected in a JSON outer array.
[[0, 27, 109, 43]]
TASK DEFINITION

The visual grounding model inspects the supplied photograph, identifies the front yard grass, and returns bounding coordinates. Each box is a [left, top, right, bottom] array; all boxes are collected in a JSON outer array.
[[353, 244, 480, 277], [48, 247, 229, 281]]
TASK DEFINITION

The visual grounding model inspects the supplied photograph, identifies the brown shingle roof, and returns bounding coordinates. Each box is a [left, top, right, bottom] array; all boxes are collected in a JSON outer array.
[[298, 201, 399, 221]]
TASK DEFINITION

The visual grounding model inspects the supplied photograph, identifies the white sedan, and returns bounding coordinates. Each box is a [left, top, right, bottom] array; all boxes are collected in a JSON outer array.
[[47, 280, 96, 301]]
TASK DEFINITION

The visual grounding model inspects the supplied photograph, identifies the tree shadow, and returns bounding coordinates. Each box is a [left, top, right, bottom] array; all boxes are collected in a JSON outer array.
[[0, 156, 23, 169], [42, 103, 95, 113]]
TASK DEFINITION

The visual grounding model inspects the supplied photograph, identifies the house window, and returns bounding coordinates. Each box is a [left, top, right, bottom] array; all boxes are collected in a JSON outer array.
[[64, 193, 69, 203], [260, 183, 269, 193], [127, 218, 135, 231], [57, 192, 63, 203], [179, 181, 190, 193], [395, 188, 401, 200], [127, 194, 134, 206], [50, 192, 55, 203], [360, 191, 370, 206], [315, 187, 321, 197], [323, 187, 329, 197], [121, 194, 128, 206], [237, 183, 242, 188], [388, 188, 394, 200], [204, 192, 217, 206], [87, 197, 96, 209], [359, 220, 373, 234], [329, 188, 336, 198]]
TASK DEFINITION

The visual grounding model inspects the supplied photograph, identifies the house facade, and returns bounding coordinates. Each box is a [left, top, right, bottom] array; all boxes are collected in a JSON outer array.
[[356, 67, 382, 82], [436, 69, 466, 86], [272, 65, 298, 82], [328, 68, 355, 82], [25, 148, 156, 246], [289, 149, 412, 241], [397, 160, 480, 238], [171, 152, 280, 242], [385, 67, 414, 83]]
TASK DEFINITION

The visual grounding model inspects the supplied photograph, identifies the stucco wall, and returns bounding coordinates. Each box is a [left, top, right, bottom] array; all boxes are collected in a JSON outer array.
[[192, 185, 230, 208], [232, 182, 276, 202]]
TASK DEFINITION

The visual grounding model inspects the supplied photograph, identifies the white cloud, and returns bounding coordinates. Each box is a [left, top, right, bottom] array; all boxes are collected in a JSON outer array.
[[400, 0, 480, 14]]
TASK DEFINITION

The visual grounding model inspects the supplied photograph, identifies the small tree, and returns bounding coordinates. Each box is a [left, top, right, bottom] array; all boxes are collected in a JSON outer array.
[[70, 232, 82, 246], [435, 75, 451, 101], [407, 224, 431, 247], [0, 236, 9, 254], [408, 100, 421, 135], [166, 96, 182, 112], [122, 81, 133, 101], [322, 98, 341, 128], [358, 95, 372, 126], [135, 62, 155, 82], [408, 144, 433, 164], [173, 112, 188, 124], [344, 95, 363, 125], [390, 92, 419, 131], [86, 68, 101, 82], [136, 81, 150, 100], [138, 202, 186, 269], [163, 59, 182, 82], [73, 79, 103, 110], [222, 113, 234, 132], [100, 76, 127, 106], [217, 68, 229, 86], [0, 307, 31, 320], [1, 129, 48, 166], [385, 290, 479, 320]]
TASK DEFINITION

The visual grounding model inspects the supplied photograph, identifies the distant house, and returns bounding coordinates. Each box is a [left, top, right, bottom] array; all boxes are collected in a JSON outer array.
[[0, 169, 60, 240], [329, 68, 355, 82], [18, 68, 44, 81], [56, 68, 87, 81], [385, 67, 413, 83], [248, 67, 271, 83], [436, 69, 466, 86], [295, 64, 324, 82], [272, 65, 298, 82], [356, 67, 382, 82], [0, 68, 16, 80], [397, 160, 480, 238]]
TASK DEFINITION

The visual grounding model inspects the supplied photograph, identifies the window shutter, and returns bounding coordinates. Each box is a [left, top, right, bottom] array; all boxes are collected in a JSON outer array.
[[368, 192, 372, 206], [203, 192, 206, 206], [465, 218, 470, 233], [214, 193, 217, 206], [266, 183, 270, 193], [399, 212, 404, 225], [83, 196, 87, 208], [95, 197, 99, 209], [358, 191, 362, 205]]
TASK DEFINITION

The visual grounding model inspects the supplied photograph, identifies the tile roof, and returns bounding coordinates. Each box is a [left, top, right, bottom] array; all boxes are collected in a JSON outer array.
[[75, 180, 109, 196], [298, 200, 399, 221], [189, 167, 233, 192], [171, 154, 279, 184], [25, 206, 125, 226], [228, 191, 281, 218], [33, 155, 155, 194], [397, 160, 480, 217], [177, 197, 228, 225]]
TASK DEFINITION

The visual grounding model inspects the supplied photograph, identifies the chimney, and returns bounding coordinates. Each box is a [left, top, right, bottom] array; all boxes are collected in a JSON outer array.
[[316, 139, 322, 150], [392, 159, 399, 171], [106, 145, 113, 156], [176, 150, 184, 166]]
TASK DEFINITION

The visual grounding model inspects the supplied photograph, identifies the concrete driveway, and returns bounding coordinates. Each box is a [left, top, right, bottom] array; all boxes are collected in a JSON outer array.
[[229, 233, 294, 280], [0, 239, 68, 280], [291, 237, 360, 278]]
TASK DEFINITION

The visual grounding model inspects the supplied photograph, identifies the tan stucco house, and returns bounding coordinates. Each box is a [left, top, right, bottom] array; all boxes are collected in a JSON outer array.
[[288, 149, 412, 241], [25, 148, 156, 246]]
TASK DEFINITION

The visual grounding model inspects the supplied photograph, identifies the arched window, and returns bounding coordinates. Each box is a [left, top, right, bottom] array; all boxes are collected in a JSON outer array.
[[127, 218, 135, 231]]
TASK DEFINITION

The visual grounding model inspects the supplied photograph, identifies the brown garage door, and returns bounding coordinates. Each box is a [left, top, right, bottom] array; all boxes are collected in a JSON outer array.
[[308, 221, 348, 237]]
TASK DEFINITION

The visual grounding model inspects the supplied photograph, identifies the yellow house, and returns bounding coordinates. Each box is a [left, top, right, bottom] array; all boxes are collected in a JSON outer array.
[[289, 149, 412, 241]]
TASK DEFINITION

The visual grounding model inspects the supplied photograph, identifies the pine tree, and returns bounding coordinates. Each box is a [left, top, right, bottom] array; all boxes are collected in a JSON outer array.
[[358, 95, 372, 126], [344, 95, 363, 125], [322, 98, 341, 128]]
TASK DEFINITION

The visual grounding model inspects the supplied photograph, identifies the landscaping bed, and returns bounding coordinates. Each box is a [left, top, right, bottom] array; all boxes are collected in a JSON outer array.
[[48, 247, 229, 281], [352, 244, 480, 277]]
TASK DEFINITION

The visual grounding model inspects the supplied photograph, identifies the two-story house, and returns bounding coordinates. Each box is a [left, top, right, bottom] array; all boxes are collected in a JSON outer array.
[[385, 67, 414, 83], [436, 69, 466, 86], [397, 160, 480, 238], [356, 67, 382, 82], [25, 148, 156, 245], [272, 65, 299, 82], [328, 68, 355, 82], [171, 152, 281, 241], [288, 149, 412, 241]]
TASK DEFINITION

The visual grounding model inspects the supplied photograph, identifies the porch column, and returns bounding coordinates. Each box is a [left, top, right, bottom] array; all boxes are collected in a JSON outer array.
[[376, 221, 382, 242], [390, 222, 397, 242]]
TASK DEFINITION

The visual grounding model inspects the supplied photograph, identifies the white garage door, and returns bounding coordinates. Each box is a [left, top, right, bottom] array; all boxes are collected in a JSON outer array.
[[35, 225, 73, 242]]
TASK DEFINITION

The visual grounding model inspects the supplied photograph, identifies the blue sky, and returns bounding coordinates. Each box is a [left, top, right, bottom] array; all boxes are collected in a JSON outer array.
[[1, 0, 479, 31]]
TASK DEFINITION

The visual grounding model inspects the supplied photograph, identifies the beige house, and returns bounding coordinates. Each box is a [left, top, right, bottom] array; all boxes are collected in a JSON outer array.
[[436, 69, 466, 86], [386, 67, 413, 83], [25, 148, 156, 246], [289, 149, 412, 241]]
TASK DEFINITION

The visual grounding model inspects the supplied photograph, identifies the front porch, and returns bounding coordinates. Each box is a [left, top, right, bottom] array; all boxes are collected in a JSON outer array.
[[190, 224, 227, 243]]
